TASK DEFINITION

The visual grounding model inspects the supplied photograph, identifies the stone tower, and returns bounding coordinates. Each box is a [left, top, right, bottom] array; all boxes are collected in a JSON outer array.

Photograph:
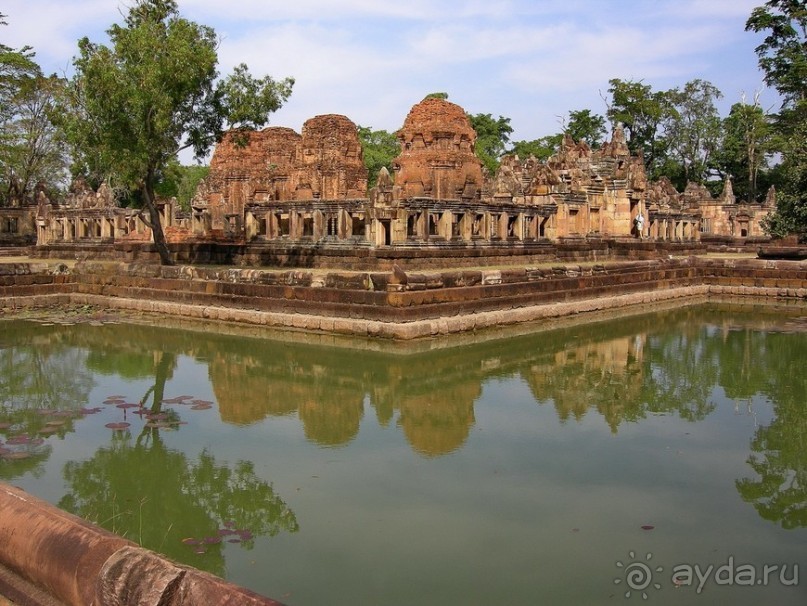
[[392, 97, 484, 201]]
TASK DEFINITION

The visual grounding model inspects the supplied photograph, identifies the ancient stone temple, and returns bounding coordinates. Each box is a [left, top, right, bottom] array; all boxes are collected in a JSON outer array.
[[28, 97, 773, 259], [483, 125, 651, 240], [194, 114, 368, 240], [34, 177, 172, 246]]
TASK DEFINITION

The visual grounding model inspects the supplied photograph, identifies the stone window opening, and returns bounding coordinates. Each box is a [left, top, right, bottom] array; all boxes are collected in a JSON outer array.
[[407, 214, 418, 238], [351, 215, 365, 237], [276, 213, 290, 237], [3, 217, 18, 233], [452, 214, 462, 239], [428, 213, 439, 236], [302, 217, 314, 237], [507, 216, 518, 239], [539, 216, 549, 238], [472, 214, 485, 237]]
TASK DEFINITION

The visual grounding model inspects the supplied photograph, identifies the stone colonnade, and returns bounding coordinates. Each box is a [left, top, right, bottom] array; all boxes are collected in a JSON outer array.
[[244, 199, 558, 247], [36, 204, 175, 245]]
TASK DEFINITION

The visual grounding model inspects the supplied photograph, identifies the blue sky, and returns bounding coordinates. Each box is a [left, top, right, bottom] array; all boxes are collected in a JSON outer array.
[[4, 0, 777, 148]]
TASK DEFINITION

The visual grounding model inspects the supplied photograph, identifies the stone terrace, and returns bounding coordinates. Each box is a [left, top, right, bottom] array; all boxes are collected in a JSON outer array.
[[2, 257, 805, 340]]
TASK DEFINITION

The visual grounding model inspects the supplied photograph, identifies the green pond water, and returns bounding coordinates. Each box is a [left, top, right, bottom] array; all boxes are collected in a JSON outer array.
[[0, 303, 805, 605]]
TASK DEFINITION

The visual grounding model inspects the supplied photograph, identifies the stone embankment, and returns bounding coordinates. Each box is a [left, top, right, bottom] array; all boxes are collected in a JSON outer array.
[[1, 257, 805, 339], [0, 484, 284, 606]]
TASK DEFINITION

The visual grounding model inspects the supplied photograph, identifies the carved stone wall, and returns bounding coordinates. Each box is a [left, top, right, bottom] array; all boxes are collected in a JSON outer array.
[[294, 114, 367, 200], [391, 97, 484, 201]]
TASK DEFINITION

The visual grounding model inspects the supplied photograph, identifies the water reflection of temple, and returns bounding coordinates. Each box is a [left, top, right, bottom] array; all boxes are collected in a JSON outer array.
[[5, 306, 797, 463], [206, 320, 657, 451], [522, 334, 646, 432]]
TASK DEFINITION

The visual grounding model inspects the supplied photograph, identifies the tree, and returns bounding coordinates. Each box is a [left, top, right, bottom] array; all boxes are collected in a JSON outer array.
[[0, 13, 38, 119], [747, 1, 807, 238], [713, 96, 773, 202], [154, 160, 209, 211], [2, 74, 69, 202], [663, 79, 724, 187], [510, 136, 562, 161], [57, 0, 294, 264], [604, 78, 674, 178], [563, 109, 607, 148], [0, 14, 66, 204], [468, 113, 513, 175], [357, 126, 399, 188]]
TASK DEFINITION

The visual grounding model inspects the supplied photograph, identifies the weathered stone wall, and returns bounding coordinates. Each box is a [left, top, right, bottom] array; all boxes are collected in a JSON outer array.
[[201, 116, 367, 210], [204, 127, 303, 223], [3, 258, 805, 339], [295, 114, 367, 200]]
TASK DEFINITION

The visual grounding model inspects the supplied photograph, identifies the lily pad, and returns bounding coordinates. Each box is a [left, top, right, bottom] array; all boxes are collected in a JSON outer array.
[[104, 422, 131, 430], [6, 435, 31, 445]]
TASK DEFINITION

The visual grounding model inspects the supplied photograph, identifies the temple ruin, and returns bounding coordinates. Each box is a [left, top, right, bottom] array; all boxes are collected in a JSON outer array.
[[3, 96, 773, 260]]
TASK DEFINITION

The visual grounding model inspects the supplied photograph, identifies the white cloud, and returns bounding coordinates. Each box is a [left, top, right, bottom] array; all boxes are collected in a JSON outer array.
[[3, 0, 772, 143]]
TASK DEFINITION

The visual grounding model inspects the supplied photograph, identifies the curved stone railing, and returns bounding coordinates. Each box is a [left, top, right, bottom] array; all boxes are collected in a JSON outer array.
[[0, 483, 285, 606]]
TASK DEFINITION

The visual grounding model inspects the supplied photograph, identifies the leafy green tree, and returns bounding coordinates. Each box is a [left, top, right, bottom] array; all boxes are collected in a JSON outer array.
[[357, 125, 399, 189], [468, 113, 514, 175], [0, 14, 66, 204], [605, 78, 674, 178], [56, 0, 293, 264], [663, 79, 724, 187], [0, 13, 38, 119], [747, 1, 807, 238], [510, 136, 562, 161], [1, 74, 69, 202], [563, 109, 607, 148], [714, 97, 773, 202], [154, 159, 209, 210]]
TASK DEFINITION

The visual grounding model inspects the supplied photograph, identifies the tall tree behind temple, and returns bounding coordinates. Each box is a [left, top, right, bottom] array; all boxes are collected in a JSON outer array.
[[663, 79, 724, 188], [747, 0, 807, 238], [468, 113, 513, 175], [713, 97, 774, 203], [358, 126, 399, 189], [562, 109, 607, 149], [604, 78, 674, 179], [55, 0, 294, 264], [0, 14, 68, 204]]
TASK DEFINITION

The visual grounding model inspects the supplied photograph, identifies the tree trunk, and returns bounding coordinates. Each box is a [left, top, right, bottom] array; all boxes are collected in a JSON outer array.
[[142, 175, 174, 266]]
